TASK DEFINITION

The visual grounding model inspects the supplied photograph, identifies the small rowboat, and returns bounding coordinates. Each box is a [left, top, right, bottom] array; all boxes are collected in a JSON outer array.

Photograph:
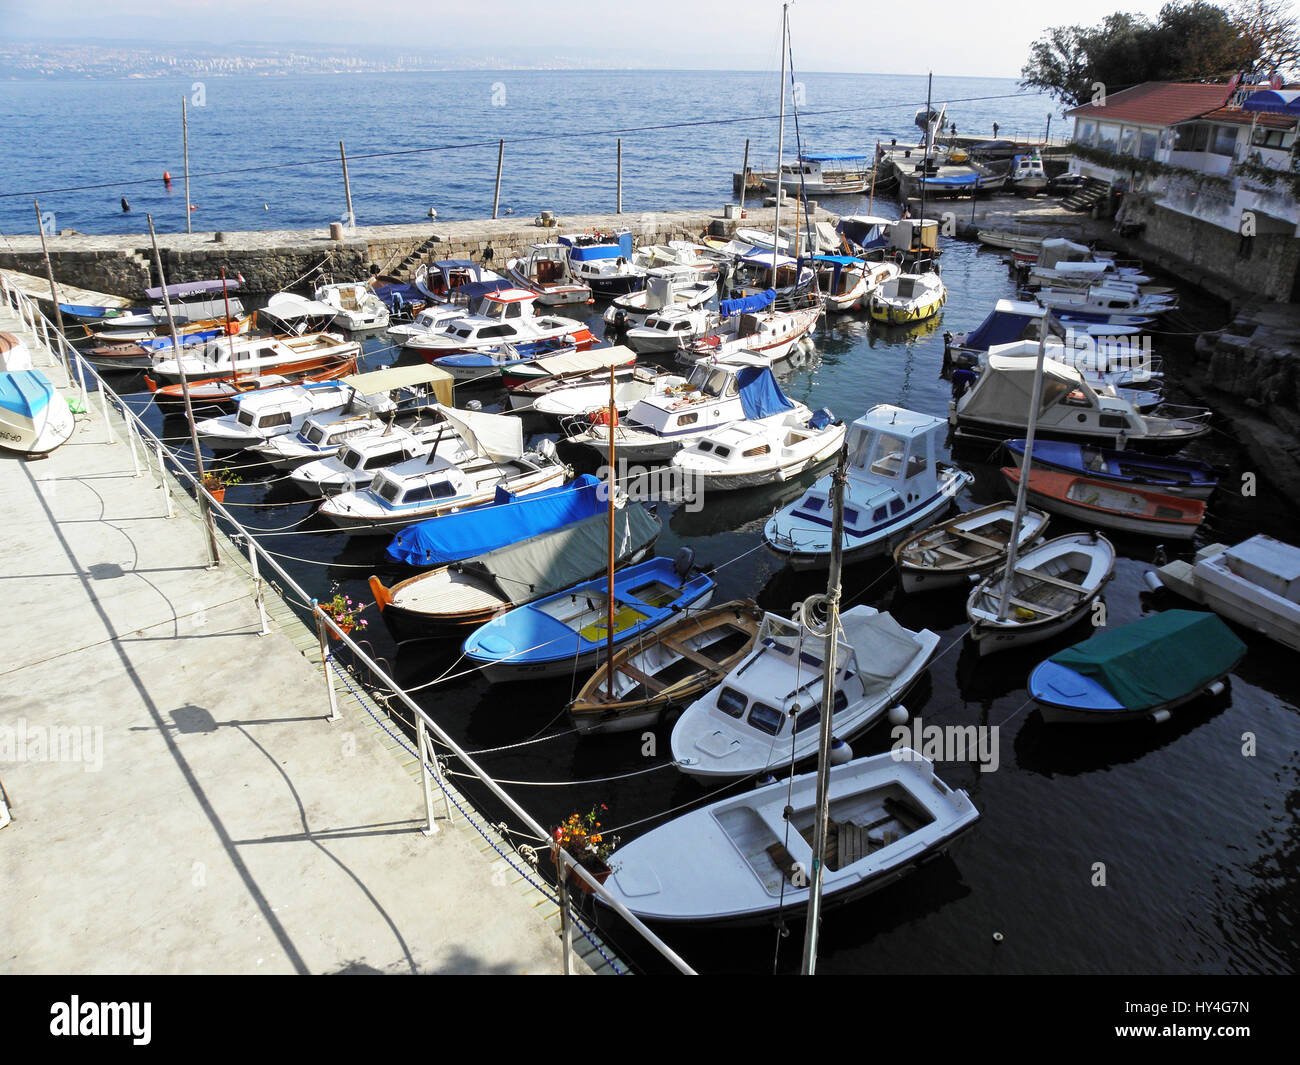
[[1029, 610, 1245, 724], [567, 601, 764, 735], [894, 501, 1051, 593], [0, 369, 75, 456], [145, 355, 359, 407], [1005, 439, 1217, 500], [868, 271, 947, 326], [967, 531, 1115, 655], [1002, 466, 1205, 539]]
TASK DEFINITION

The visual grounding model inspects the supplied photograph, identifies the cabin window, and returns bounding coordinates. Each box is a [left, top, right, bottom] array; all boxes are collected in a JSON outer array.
[[868, 433, 906, 477], [717, 687, 747, 718], [1063, 390, 1092, 407], [713, 445, 731, 458], [365, 452, 399, 469], [907, 434, 928, 477], [674, 322, 690, 331], [454, 326, 473, 339], [725, 378, 739, 397], [696, 441, 714, 453], [704, 370, 729, 398], [376, 480, 400, 503], [263, 411, 292, 429], [677, 412, 699, 427], [237, 409, 256, 427], [403, 484, 435, 504], [847, 426, 872, 467], [505, 303, 523, 319], [793, 707, 820, 734], [843, 507, 859, 524], [305, 425, 326, 445], [801, 495, 823, 512], [873, 505, 888, 523], [890, 498, 904, 515], [480, 324, 513, 339], [342, 450, 363, 470], [656, 321, 672, 330], [747, 702, 784, 736], [1100, 414, 1128, 429]]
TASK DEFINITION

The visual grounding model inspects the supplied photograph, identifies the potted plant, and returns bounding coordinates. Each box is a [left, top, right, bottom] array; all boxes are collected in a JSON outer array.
[[319, 591, 367, 638], [200, 468, 241, 503], [550, 806, 619, 894]]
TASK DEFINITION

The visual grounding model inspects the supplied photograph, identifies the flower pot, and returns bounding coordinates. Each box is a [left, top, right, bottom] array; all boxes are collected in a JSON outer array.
[[548, 851, 612, 895], [206, 485, 226, 503], [327, 621, 354, 640]]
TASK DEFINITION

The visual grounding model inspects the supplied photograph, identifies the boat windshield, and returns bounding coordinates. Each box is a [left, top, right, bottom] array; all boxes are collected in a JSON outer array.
[[342, 449, 363, 470], [867, 433, 907, 478], [375, 478, 400, 503], [237, 409, 256, 427], [304, 424, 326, 445]]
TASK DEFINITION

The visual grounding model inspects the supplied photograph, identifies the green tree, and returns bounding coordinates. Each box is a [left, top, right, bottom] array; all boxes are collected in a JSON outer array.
[[1230, 0, 1300, 75]]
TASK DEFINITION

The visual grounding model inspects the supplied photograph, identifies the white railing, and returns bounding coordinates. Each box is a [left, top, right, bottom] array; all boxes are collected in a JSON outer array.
[[0, 269, 697, 977]]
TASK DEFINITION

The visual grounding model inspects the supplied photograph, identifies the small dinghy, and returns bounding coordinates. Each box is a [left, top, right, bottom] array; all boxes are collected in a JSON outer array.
[[369, 498, 662, 642], [314, 281, 390, 331], [894, 501, 1051, 593], [671, 408, 844, 492], [671, 606, 939, 779], [461, 552, 715, 683], [0, 370, 75, 456], [598, 750, 978, 925], [967, 532, 1115, 656], [567, 601, 764, 735], [1005, 439, 1217, 500], [1002, 466, 1205, 540], [1154, 535, 1300, 653], [1029, 610, 1245, 724], [868, 271, 946, 326]]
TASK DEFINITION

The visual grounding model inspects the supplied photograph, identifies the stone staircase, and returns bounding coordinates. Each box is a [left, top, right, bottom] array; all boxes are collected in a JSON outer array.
[[1061, 177, 1110, 213]]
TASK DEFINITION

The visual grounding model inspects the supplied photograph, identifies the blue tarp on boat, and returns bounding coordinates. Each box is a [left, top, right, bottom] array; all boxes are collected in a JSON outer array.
[[963, 309, 1037, 352], [922, 173, 979, 186], [386, 474, 605, 566], [737, 366, 796, 420], [720, 289, 775, 319], [560, 233, 634, 260]]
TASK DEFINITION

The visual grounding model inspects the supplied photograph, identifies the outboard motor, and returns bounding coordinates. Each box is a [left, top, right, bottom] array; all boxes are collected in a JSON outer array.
[[672, 546, 696, 582]]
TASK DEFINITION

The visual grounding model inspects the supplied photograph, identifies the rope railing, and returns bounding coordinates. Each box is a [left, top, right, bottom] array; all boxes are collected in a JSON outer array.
[[0, 267, 696, 977]]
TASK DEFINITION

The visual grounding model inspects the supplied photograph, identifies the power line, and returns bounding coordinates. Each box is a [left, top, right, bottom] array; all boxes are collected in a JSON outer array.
[[0, 88, 1049, 201]]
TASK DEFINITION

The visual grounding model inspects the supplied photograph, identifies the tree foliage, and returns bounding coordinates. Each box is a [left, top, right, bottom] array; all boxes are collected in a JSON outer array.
[[1021, 1, 1298, 107]]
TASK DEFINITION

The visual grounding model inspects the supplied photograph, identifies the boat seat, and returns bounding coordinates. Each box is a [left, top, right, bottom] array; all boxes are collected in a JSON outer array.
[[1005, 594, 1064, 617], [957, 529, 1009, 550], [1017, 569, 1087, 593], [618, 662, 667, 694], [659, 638, 720, 671], [766, 841, 802, 882]]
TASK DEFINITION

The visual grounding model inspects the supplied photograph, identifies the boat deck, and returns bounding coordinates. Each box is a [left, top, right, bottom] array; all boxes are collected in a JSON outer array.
[[0, 304, 618, 974]]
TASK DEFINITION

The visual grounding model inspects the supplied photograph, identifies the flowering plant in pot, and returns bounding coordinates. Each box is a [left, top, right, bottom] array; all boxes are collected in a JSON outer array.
[[200, 468, 241, 502], [319, 591, 367, 637], [550, 805, 618, 893]]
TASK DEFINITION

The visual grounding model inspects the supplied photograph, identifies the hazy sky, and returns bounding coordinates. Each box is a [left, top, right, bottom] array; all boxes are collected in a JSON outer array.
[[1, 0, 1294, 78]]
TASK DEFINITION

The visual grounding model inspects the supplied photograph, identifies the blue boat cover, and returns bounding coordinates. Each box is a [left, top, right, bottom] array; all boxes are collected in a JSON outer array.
[[963, 309, 1036, 351], [737, 367, 796, 420], [562, 233, 634, 260], [923, 173, 979, 186], [386, 474, 606, 566], [808, 407, 835, 431], [720, 289, 776, 319], [800, 153, 868, 161], [0, 370, 53, 416]]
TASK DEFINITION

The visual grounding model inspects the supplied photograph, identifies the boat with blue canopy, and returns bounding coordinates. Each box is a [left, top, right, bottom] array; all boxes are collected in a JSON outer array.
[[461, 553, 715, 682], [1005, 439, 1217, 500], [1029, 610, 1245, 724], [386, 474, 606, 567]]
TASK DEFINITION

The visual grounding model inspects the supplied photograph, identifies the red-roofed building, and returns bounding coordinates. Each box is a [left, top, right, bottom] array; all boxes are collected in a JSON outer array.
[[1066, 80, 1300, 299]]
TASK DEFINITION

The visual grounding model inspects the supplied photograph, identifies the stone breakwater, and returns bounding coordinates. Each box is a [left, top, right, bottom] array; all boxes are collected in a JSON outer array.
[[0, 206, 830, 298]]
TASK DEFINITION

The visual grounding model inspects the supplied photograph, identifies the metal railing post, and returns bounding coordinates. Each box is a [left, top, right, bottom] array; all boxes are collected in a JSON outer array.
[[554, 848, 575, 976], [156, 442, 175, 517], [246, 539, 270, 637], [125, 413, 142, 476], [98, 383, 115, 444], [315, 609, 342, 723], [417, 718, 441, 836]]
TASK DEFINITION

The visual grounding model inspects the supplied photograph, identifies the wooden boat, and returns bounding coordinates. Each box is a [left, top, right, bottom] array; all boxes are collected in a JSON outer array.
[[671, 606, 939, 779], [598, 750, 977, 925], [967, 532, 1115, 656], [147, 331, 358, 386], [1154, 535, 1300, 653], [369, 498, 662, 642], [1002, 466, 1205, 540], [894, 501, 1051, 593], [567, 601, 764, 735], [1029, 610, 1245, 724], [976, 229, 1044, 254], [0, 370, 75, 456], [145, 354, 359, 407], [89, 313, 253, 346], [1005, 439, 1217, 500]]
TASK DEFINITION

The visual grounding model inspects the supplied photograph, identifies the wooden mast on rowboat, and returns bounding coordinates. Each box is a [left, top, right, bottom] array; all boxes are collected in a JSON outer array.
[[606, 363, 617, 698]]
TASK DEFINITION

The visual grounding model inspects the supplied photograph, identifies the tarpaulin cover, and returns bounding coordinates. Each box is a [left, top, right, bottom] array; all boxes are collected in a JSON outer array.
[[1240, 89, 1300, 114], [720, 289, 775, 318], [963, 309, 1039, 352], [1049, 610, 1245, 711], [922, 173, 978, 186], [736, 366, 796, 420], [440, 406, 524, 462], [386, 474, 605, 566], [460, 501, 663, 602]]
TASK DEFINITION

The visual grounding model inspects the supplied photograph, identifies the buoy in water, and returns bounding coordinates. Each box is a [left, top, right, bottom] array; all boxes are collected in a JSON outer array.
[[829, 738, 852, 765], [264, 204, 269, 210], [993, 931, 1004, 943], [189, 204, 198, 211], [163, 170, 172, 184], [887, 704, 909, 726], [120, 197, 131, 213], [427, 207, 438, 219]]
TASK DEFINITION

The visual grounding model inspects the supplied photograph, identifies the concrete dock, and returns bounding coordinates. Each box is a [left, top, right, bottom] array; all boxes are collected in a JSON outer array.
[[0, 307, 613, 974]]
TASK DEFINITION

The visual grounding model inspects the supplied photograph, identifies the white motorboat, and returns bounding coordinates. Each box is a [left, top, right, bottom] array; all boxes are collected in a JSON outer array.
[[318, 411, 568, 533], [671, 606, 939, 779], [506, 243, 592, 306], [810, 257, 900, 312], [405, 289, 596, 359], [253, 406, 409, 471], [966, 532, 1115, 655], [759, 152, 872, 197], [623, 306, 714, 354], [1025, 238, 1153, 288], [148, 332, 358, 386], [764, 405, 973, 571], [563, 353, 809, 463], [945, 298, 1148, 372], [680, 301, 821, 366], [289, 417, 468, 498], [1035, 284, 1175, 322], [894, 501, 1052, 594], [604, 266, 717, 331], [411, 259, 508, 304], [599, 749, 977, 925], [1154, 535, 1300, 653], [388, 304, 483, 348], [314, 282, 390, 331], [526, 367, 670, 421], [560, 231, 641, 297], [671, 408, 844, 492], [1010, 152, 1048, 194], [0, 370, 75, 456]]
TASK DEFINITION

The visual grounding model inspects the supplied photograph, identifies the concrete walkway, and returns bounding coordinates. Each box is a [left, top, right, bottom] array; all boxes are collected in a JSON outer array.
[[0, 310, 597, 975]]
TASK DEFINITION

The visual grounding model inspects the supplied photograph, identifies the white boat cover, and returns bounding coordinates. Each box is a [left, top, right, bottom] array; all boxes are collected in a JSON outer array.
[[1036, 238, 1091, 269], [341, 363, 455, 405], [841, 611, 924, 695], [264, 292, 336, 320], [521, 345, 634, 378], [969, 354, 1093, 417], [441, 406, 524, 462]]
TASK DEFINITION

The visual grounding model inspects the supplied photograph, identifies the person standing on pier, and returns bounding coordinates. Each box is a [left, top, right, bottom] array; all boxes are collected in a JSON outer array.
[[992, 122, 999, 138]]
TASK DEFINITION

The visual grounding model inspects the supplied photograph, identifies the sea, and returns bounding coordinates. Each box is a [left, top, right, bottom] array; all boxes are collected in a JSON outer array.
[[4, 70, 1297, 976]]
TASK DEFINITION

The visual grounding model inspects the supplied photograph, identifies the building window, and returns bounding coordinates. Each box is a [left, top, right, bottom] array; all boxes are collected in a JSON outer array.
[[1074, 119, 1097, 146], [1251, 127, 1295, 150], [1211, 125, 1238, 156], [1097, 123, 1119, 152], [1138, 130, 1158, 159], [1119, 127, 1137, 156], [1174, 123, 1209, 152]]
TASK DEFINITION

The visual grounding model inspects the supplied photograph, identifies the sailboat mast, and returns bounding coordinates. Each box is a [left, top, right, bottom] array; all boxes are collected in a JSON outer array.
[[800, 440, 849, 975], [606, 364, 617, 697], [996, 309, 1051, 621], [919, 72, 932, 254], [771, 2, 788, 290]]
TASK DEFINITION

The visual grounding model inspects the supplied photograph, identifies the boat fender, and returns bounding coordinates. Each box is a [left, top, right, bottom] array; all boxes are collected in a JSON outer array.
[[1142, 570, 1163, 593], [1150, 709, 1172, 724], [829, 738, 852, 765], [755, 774, 778, 789], [1207, 680, 1226, 697], [887, 705, 909, 726]]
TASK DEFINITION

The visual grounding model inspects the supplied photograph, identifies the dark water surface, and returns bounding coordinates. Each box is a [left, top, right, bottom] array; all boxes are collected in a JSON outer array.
[[106, 228, 1300, 976]]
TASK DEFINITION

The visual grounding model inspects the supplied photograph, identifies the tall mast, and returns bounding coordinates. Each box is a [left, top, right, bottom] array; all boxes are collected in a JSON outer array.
[[918, 72, 932, 260], [800, 439, 849, 975], [996, 309, 1051, 622], [605, 364, 617, 697], [771, 2, 788, 289]]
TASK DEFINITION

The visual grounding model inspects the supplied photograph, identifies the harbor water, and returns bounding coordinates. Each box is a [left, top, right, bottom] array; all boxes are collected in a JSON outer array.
[[108, 231, 1300, 976]]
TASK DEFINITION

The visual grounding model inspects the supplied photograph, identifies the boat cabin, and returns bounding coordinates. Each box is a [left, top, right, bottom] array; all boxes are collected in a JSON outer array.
[[627, 355, 791, 437], [1012, 154, 1047, 181]]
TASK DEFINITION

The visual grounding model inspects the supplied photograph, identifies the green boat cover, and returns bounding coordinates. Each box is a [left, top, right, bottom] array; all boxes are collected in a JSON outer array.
[[1049, 610, 1246, 711]]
